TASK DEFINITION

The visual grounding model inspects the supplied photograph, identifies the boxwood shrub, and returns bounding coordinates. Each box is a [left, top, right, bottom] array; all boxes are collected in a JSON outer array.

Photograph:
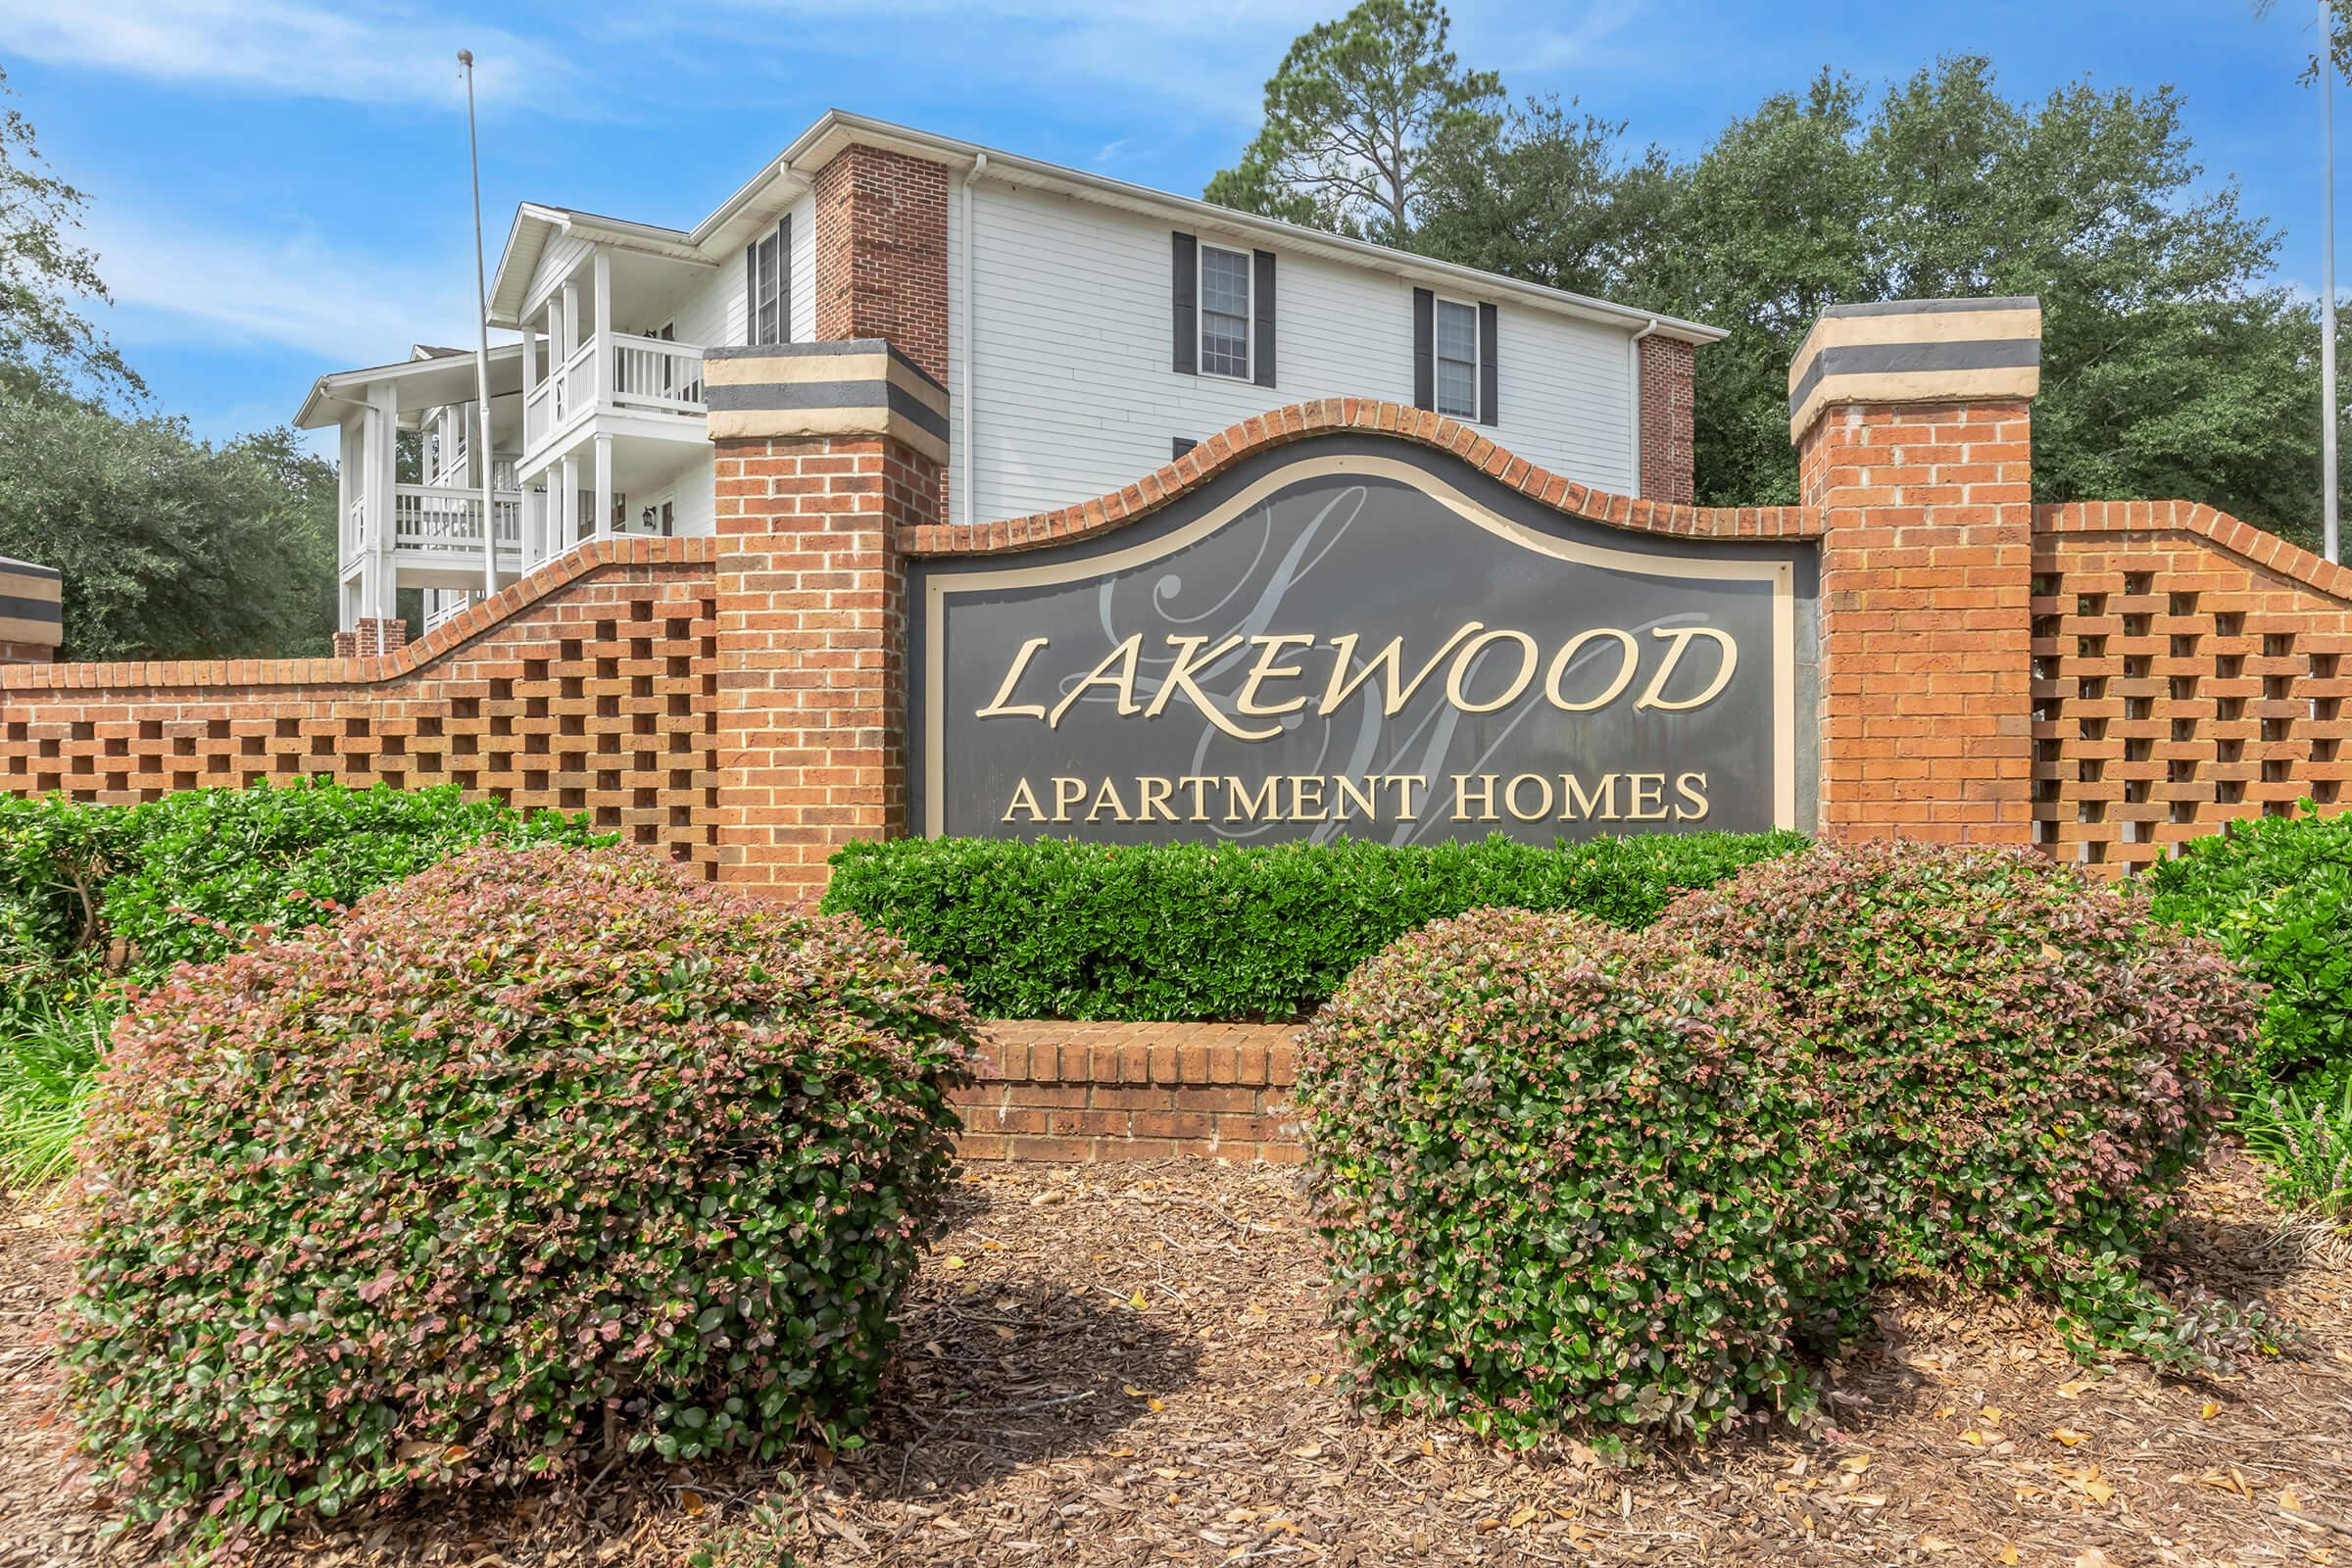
[[2147, 805, 2352, 1087], [64, 844, 978, 1548], [1295, 907, 1870, 1447], [1, 778, 600, 1016], [821, 830, 1805, 1020], [1659, 840, 2264, 1370]]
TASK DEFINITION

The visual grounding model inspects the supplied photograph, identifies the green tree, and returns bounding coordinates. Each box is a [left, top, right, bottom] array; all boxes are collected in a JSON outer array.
[[1412, 95, 1679, 300], [1204, 0, 1501, 243], [1410, 55, 2335, 539], [0, 383, 339, 660], [0, 65, 137, 402], [0, 68, 339, 658]]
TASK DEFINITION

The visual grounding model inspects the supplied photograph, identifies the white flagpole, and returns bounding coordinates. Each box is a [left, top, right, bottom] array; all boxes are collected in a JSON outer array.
[[2326, 1, 2342, 562], [461, 50, 500, 600]]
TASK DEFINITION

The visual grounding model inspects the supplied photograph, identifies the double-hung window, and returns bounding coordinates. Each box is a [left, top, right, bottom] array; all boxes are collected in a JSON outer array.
[[747, 219, 789, 346], [1199, 243, 1252, 379], [1434, 298, 1480, 420]]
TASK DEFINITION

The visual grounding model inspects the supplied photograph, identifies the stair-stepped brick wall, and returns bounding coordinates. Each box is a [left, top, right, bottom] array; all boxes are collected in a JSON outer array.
[[0, 540, 721, 869]]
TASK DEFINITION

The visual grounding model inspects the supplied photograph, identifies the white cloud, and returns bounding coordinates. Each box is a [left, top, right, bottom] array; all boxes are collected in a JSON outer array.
[[0, 0, 560, 107], [82, 206, 475, 368]]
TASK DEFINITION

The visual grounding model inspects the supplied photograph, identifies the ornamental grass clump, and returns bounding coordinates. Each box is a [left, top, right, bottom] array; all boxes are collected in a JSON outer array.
[[62, 843, 979, 1548], [1658, 840, 2265, 1370], [1294, 907, 1873, 1448]]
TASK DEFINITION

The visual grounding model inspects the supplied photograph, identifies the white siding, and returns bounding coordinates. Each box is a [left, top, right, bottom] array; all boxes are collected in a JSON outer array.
[[674, 192, 816, 353], [525, 233, 596, 317], [953, 179, 1639, 524]]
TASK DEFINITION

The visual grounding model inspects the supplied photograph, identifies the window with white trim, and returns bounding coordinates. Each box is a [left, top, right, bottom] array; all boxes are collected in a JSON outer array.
[[750, 225, 785, 346], [1434, 298, 1479, 419], [1199, 243, 1251, 379]]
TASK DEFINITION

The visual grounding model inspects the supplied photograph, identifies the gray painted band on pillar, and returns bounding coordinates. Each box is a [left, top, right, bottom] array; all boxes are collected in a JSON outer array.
[[1788, 335, 2043, 416], [704, 377, 953, 443]]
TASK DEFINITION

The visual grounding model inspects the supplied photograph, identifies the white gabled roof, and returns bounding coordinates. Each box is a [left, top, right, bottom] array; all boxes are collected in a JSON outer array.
[[294, 341, 525, 430], [484, 109, 1725, 345]]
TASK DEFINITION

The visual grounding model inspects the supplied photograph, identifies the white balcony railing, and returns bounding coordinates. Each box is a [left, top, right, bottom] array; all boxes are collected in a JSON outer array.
[[611, 334, 704, 413], [522, 334, 704, 455], [344, 495, 366, 559], [390, 484, 523, 557]]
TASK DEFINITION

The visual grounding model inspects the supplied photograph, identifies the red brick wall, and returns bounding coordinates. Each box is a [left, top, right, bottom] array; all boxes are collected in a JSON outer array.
[[709, 431, 939, 905], [1801, 400, 2037, 844], [0, 641, 53, 665], [957, 1022, 1300, 1163], [2031, 502, 2352, 871], [0, 542, 719, 859], [1638, 334, 1695, 506], [811, 143, 950, 526], [812, 144, 949, 383]]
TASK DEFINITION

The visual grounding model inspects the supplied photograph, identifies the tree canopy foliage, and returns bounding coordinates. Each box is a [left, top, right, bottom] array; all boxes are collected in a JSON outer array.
[[0, 66, 337, 658], [1205, 0, 1501, 243], [1213, 13, 2340, 546]]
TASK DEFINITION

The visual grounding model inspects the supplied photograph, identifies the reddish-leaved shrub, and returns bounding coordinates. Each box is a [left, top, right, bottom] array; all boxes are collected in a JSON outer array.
[[62, 844, 978, 1547], [1657, 839, 2265, 1367], [1294, 907, 1872, 1448]]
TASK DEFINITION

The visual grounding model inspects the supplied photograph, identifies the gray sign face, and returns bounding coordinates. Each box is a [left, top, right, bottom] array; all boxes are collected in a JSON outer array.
[[910, 442, 1815, 846]]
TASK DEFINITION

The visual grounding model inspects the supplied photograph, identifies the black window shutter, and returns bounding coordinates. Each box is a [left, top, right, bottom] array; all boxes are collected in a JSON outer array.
[[777, 215, 793, 344], [1171, 232, 1199, 374], [1412, 288, 1436, 410], [1478, 301, 1498, 425], [1252, 250, 1276, 388], [744, 241, 759, 346], [1172, 437, 1198, 459]]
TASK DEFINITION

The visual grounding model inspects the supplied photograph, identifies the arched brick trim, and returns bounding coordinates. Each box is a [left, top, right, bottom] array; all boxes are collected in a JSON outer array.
[[0, 536, 717, 695], [2035, 500, 2352, 604], [901, 399, 1816, 558]]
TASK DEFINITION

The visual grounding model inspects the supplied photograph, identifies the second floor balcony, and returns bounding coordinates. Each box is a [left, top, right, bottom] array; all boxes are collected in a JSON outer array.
[[514, 243, 713, 471], [523, 331, 706, 455]]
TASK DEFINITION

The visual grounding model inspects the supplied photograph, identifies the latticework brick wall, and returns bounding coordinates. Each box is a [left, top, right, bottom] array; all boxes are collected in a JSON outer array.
[[2030, 502, 2352, 872], [0, 540, 722, 872]]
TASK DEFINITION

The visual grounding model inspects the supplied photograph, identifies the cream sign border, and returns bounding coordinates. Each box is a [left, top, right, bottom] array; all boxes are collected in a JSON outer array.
[[921, 453, 1800, 837]]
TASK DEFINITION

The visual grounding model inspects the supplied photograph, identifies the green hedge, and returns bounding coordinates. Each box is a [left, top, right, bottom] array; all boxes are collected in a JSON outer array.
[[2147, 805, 2352, 1087], [1, 779, 602, 1018], [820, 831, 1806, 1020]]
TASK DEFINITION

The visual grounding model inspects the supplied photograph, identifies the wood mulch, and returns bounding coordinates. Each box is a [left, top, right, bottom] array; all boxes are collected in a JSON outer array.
[[1, 1154, 2348, 1567]]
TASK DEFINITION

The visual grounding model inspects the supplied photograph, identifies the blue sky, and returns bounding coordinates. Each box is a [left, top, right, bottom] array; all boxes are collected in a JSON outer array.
[[0, 0, 2334, 446]]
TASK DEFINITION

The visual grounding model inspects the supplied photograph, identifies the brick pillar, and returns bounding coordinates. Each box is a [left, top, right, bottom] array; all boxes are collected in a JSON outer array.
[[703, 340, 952, 904], [353, 616, 409, 659], [1792, 298, 2042, 844], [0, 557, 62, 664], [1638, 334, 1695, 506]]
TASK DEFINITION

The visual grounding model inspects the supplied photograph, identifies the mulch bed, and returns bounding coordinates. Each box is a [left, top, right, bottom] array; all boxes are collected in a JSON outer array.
[[2, 1154, 2348, 1567]]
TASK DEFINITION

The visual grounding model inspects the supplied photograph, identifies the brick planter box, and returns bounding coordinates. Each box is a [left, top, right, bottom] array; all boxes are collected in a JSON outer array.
[[955, 1020, 1301, 1163]]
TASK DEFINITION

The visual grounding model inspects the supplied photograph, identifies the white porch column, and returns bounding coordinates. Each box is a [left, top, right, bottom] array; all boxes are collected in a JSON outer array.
[[335, 417, 356, 630], [520, 323, 539, 449], [561, 283, 579, 390], [593, 433, 613, 541], [367, 381, 401, 621], [560, 453, 579, 548], [592, 249, 613, 412]]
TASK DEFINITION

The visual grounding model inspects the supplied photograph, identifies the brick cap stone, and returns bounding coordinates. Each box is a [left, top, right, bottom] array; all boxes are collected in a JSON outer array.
[[904, 397, 1819, 559], [0, 555, 63, 652], [704, 339, 950, 462], [1788, 296, 2042, 443]]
